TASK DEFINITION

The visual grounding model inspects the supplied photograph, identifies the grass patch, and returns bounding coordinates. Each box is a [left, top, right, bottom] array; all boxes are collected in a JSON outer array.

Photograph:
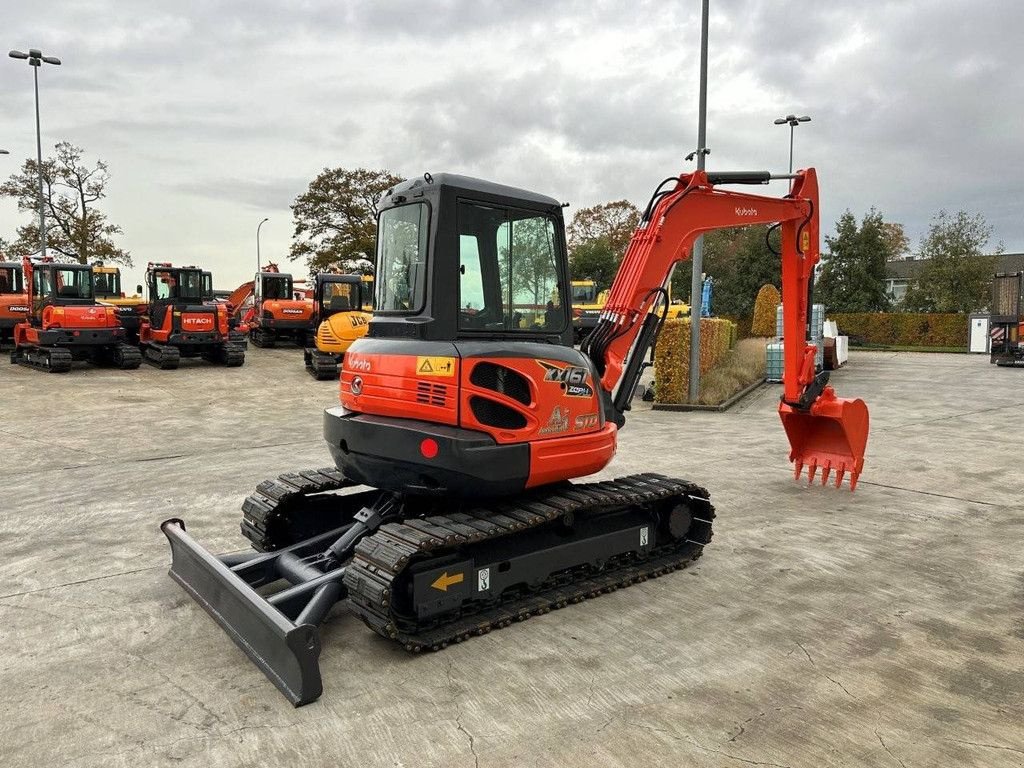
[[696, 337, 767, 405]]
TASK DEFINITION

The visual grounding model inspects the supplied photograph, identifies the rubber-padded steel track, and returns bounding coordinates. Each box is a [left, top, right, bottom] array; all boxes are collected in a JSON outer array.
[[344, 473, 714, 651], [304, 348, 339, 380], [11, 345, 73, 372], [144, 343, 181, 369]]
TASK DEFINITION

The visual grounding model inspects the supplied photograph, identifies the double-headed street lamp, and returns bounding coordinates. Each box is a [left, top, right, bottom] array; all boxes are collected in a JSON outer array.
[[9, 48, 61, 258], [774, 114, 811, 178]]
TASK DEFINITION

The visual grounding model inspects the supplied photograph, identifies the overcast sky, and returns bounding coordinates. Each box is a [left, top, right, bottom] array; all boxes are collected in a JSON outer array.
[[2, 0, 1021, 291]]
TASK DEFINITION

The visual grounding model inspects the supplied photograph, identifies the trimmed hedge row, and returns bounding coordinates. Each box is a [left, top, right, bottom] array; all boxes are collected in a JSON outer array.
[[654, 318, 737, 403], [831, 313, 967, 348]]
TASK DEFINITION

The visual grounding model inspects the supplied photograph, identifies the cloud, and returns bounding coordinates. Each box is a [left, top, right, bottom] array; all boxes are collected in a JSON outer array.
[[1, 0, 1020, 292]]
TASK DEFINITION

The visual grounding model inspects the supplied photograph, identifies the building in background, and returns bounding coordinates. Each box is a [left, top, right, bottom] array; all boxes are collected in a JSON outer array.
[[885, 252, 1024, 305]]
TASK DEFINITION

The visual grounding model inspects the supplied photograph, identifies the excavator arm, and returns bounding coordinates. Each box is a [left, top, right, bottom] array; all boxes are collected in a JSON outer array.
[[583, 168, 868, 490]]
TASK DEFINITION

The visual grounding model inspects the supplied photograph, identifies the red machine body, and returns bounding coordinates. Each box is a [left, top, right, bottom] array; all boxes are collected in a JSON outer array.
[[0, 261, 29, 346]]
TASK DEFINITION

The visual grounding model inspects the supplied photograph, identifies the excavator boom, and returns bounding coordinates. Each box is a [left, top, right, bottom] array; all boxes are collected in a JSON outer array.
[[584, 168, 868, 489]]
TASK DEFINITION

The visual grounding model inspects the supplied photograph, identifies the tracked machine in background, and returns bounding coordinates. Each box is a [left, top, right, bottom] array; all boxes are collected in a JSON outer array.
[[163, 168, 870, 705], [304, 272, 372, 379], [11, 256, 141, 372], [990, 271, 1024, 367], [92, 263, 147, 343], [137, 263, 245, 369], [0, 261, 29, 348], [245, 264, 315, 347]]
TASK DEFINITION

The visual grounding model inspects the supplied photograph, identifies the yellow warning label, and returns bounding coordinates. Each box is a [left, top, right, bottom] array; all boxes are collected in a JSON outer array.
[[416, 356, 456, 377], [431, 571, 464, 591], [801, 230, 810, 252]]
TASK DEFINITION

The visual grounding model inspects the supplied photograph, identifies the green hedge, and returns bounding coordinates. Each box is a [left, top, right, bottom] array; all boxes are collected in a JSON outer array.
[[654, 318, 737, 403], [831, 313, 967, 348], [720, 314, 755, 339]]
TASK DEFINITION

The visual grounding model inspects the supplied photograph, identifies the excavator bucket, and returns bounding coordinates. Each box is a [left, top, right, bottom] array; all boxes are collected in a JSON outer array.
[[779, 389, 869, 491]]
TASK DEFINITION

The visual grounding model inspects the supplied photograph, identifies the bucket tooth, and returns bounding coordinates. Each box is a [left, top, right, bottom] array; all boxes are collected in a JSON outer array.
[[834, 468, 846, 489], [793, 460, 804, 481], [849, 471, 859, 492], [807, 461, 818, 484], [821, 460, 831, 486]]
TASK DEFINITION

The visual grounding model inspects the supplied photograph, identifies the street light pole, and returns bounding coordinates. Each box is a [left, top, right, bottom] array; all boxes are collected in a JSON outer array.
[[774, 114, 811, 186], [256, 217, 269, 274], [687, 0, 710, 403], [9, 49, 61, 259]]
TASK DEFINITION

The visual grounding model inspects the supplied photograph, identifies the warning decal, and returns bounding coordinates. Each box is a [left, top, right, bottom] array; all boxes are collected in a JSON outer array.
[[417, 356, 456, 377]]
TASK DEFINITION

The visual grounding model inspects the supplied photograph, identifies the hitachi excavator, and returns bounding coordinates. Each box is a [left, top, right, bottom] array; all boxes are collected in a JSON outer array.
[[303, 272, 372, 379], [11, 256, 141, 372], [137, 262, 245, 368], [162, 168, 869, 706]]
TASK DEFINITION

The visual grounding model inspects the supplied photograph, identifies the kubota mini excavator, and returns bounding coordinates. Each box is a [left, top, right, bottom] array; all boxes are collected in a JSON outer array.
[[12, 256, 141, 372], [246, 264, 315, 347], [304, 272, 372, 379], [137, 262, 245, 369], [0, 261, 29, 348], [162, 168, 869, 706]]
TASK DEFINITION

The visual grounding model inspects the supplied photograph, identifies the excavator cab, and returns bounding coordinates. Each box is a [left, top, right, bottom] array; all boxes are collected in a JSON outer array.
[[0, 261, 28, 346]]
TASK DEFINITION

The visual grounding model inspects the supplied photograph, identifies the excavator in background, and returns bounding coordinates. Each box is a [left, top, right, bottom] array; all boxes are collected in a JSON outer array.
[[572, 278, 687, 344], [244, 264, 315, 347], [304, 272, 372, 379], [137, 262, 245, 368], [93, 263, 147, 344], [0, 261, 29, 347], [12, 256, 141, 372], [162, 167, 870, 706]]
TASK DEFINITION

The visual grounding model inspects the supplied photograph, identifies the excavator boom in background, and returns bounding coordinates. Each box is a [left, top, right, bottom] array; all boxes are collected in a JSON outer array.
[[163, 167, 869, 705]]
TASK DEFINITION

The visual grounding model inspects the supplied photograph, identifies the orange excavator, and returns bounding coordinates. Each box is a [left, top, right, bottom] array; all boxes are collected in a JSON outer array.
[[0, 261, 29, 348], [241, 263, 315, 347], [162, 168, 869, 705], [137, 262, 245, 368], [11, 256, 141, 372]]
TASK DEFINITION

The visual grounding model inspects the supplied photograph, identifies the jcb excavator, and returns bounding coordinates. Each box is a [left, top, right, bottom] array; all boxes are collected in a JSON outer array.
[[137, 262, 245, 369], [0, 261, 29, 347], [11, 256, 141, 372], [246, 264, 315, 347], [162, 168, 869, 705], [304, 272, 372, 379]]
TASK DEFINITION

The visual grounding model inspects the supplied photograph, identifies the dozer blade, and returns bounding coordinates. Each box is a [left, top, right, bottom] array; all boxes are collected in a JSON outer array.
[[779, 389, 869, 491], [161, 519, 324, 706]]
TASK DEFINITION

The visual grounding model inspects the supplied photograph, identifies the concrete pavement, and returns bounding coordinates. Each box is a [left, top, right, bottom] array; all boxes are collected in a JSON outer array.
[[1, 349, 1022, 767]]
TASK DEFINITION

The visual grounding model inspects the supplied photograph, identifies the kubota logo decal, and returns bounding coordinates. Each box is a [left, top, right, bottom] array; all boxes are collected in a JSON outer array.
[[347, 356, 371, 371], [537, 360, 594, 398], [735, 207, 758, 216]]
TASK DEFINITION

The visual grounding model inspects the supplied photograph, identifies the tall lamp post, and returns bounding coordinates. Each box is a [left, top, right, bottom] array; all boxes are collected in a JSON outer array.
[[687, 0, 710, 403], [256, 217, 269, 273], [9, 48, 61, 259], [774, 114, 811, 182]]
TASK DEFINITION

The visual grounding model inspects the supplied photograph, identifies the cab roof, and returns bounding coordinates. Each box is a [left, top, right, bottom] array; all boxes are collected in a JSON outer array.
[[384, 173, 562, 209]]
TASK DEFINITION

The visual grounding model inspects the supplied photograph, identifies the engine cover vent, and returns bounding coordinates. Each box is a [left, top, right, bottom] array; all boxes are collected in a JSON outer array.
[[469, 362, 531, 405], [470, 395, 528, 430]]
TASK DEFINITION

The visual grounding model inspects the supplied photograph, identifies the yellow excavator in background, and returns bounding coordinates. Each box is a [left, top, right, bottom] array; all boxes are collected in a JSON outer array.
[[304, 272, 372, 379], [92, 263, 147, 343], [572, 278, 687, 343]]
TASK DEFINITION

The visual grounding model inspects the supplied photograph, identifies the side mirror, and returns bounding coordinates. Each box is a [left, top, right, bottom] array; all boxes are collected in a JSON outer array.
[[136, 285, 143, 295]]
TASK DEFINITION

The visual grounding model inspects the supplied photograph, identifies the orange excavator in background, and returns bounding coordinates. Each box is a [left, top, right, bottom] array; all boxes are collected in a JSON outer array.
[[12, 256, 141, 372], [0, 261, 29, 348], [137, 262, 245, 368], [163, 167, 869, 705], [240, 263, 315, 347]]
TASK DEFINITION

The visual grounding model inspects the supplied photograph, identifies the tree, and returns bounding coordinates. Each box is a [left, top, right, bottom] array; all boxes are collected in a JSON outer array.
[[0, 142, 130, 265], [816, 209, 895, 313], [290, 167, 403, 273], [880, 221, 910, 261], [675, 225, 781, 316], [903, 210, 1001, 313], [751, 284, 781, 336], [567, 200, 640, 290]]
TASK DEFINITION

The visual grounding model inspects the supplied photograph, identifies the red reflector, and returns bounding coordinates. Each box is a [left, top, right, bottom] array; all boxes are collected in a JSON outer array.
[[73, 330, 80, 336], [420, 438, 439, 459]]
